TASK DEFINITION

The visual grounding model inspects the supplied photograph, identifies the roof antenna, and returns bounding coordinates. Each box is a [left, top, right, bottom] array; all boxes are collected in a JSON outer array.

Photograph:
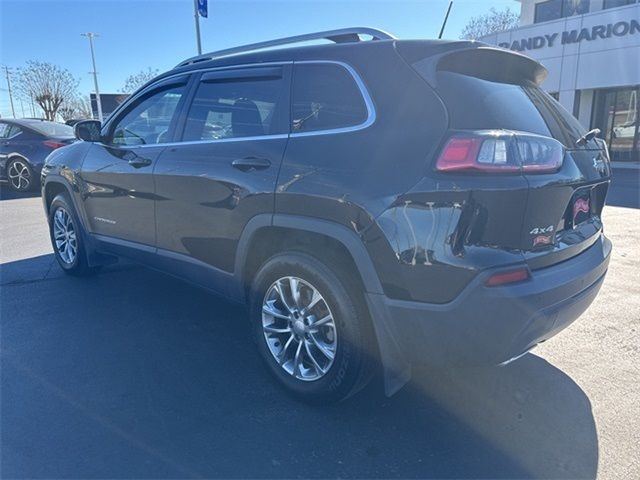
[[438, 1, 454, 39]]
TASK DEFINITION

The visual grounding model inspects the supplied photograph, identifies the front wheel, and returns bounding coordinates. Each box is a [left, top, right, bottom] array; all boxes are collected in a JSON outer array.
[[48, 193, 100, 276], [250, 251, 375, 403]]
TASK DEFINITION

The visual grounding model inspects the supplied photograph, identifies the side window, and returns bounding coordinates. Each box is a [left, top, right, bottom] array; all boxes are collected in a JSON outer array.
[[110, 86, 184, 146], [291, 63, 368, 133], [8, 126, 22, 138], [182, 74, 286, 141], [0, 124, 21, 139]]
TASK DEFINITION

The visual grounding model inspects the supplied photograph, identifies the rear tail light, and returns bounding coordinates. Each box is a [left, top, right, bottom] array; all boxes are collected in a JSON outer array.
[[43, 140, 67, 149], [486, 267, 530, 287], [436, 131, 564, 174]]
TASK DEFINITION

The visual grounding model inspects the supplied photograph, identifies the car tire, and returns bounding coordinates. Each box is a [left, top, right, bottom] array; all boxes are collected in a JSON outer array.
[[250, 251, 375, 403], [7, 157, 36, 192], [48, 193, 100, 276]]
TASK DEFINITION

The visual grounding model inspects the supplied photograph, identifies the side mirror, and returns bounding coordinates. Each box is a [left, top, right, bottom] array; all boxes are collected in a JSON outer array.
[[74, 120, 102, 142]]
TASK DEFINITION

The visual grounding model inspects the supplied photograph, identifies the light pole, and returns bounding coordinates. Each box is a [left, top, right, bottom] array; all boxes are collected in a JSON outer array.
[[81, 32, 103, 122], [2, 66, 16, 118]]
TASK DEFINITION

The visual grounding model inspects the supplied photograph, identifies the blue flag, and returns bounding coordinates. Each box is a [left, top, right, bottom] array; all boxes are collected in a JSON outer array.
[[198, 0, 208, 18]]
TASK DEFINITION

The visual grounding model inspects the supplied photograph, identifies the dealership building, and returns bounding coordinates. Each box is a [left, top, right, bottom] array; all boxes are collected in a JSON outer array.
[[480, 0, 639, 161]]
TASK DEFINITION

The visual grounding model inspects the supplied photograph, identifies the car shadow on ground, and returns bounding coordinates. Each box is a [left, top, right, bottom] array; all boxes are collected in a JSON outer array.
[[0, 184, 41, 201], [1, 255, 598, 479], [606, 168, 639, 208]]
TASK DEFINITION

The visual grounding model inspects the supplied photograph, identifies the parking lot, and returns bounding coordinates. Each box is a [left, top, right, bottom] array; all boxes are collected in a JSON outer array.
[[1, 171, 638, 479]]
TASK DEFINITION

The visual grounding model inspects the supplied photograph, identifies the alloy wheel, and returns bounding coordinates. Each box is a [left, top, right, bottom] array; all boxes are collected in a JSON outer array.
[[53, 207, 78, 264], [262, 276, 338, 381], [8, 160, 31, 190]]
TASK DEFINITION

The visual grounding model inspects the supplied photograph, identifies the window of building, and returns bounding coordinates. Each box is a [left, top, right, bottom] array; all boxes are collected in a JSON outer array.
[[291, 64, 368, 133], [111, 86, 184, 146], [592, 86, 640, 162], [534, 0, 589, 24], [603, 0, 636, 10], [182, 74, 286, 141]]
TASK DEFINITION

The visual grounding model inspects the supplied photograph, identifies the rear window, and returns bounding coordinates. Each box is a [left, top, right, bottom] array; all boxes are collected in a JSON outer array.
[[436, 71, 552, 137], [292, 64, 368, 133], [435, 72, 587, 148], [25, 121, 74, 138]]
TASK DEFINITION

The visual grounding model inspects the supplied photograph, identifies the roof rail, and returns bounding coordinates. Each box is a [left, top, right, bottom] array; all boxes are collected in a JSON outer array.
[[175, 27, 396, 68]]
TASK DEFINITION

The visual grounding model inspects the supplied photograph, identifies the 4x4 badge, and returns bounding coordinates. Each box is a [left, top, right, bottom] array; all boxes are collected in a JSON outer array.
[[530, 225, 554, 235]]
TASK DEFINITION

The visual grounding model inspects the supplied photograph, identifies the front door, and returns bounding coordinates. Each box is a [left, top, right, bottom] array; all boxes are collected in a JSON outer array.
[[79, 77, 189, 246], [153, 65, 291, 279]]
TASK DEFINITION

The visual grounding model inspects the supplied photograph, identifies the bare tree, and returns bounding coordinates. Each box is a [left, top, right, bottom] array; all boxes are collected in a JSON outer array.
[[15, 61, 79, 121], [460, 7, 519, 40], [120, 67, 159, 94], [59, 95, 93, 121]]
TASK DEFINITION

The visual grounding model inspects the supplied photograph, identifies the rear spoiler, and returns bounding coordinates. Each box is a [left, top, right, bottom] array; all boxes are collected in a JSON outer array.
[[396, 41, 548, 87]]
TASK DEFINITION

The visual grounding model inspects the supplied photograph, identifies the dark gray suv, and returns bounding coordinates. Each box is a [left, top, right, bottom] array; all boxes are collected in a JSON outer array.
[[41, 28, 612, 402]]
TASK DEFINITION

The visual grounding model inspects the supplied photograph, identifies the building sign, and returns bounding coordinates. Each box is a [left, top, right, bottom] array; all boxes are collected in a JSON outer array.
[[499, 19, 640, 52], [90, 93, 129, 120]]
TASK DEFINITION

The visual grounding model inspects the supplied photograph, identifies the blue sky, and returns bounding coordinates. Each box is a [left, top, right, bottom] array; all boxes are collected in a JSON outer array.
[[0, 0, 517, 118]]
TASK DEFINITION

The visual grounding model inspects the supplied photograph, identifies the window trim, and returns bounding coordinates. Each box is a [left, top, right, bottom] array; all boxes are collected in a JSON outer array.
[[289, 60, 376, 138], [107, 60, 376, 149]]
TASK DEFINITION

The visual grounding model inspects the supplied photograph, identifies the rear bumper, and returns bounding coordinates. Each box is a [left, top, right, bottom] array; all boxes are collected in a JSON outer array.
[[367, 233, 611, 393]]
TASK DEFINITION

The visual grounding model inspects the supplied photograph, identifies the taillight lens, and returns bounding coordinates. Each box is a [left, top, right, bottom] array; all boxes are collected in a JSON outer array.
[[436, 131, 564, 174], [43, 140, 67, 149]]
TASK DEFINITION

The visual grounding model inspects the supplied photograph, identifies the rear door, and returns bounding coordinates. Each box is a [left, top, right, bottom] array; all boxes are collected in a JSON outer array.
[[80, 76, 189, 246], [153, 65, 291, 280]]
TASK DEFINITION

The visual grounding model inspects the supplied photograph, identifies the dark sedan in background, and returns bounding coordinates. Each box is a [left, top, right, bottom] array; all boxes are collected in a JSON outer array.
[[0, 119, 75, 192]]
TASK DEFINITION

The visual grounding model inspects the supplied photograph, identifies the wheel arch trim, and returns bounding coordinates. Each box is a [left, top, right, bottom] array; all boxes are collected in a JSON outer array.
[[234, 214, 384, 299], [42, 175, 91, 232]]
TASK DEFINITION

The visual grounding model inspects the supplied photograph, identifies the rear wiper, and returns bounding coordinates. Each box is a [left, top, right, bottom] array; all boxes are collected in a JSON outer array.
[[292, 103, 323, 131], [576, 128, 600, 147]]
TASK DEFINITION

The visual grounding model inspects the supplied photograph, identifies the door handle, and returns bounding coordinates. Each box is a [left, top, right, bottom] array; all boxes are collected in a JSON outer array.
[[128, 157, 152, 168], [231, 157, 271, 171]]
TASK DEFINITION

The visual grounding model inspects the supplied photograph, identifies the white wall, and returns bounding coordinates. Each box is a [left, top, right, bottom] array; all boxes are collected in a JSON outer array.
[[480, 3, 640, 93]]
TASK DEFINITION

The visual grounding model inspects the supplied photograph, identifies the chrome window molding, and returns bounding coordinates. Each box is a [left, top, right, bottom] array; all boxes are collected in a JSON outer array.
[[109, 134, 290, 150], [102, 59, 376, 149]]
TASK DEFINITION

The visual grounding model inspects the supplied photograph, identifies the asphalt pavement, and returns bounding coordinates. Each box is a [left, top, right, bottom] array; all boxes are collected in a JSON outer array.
[[1, 172, 638, 479]]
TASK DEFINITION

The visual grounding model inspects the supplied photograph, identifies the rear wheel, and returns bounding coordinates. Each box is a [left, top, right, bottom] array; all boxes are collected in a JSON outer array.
[[7, 158, 35, 192], [250, 251, 375, 402], [48, 193, 99, 276]]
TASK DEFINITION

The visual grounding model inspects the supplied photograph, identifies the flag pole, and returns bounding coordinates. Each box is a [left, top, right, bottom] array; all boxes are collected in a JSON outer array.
[[194, 0, 202, 55]]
